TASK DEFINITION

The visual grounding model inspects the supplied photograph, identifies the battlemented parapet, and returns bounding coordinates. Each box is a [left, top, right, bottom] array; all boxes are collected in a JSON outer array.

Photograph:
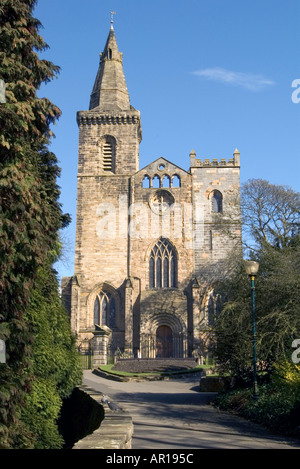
[[190, 148, 240, 168]]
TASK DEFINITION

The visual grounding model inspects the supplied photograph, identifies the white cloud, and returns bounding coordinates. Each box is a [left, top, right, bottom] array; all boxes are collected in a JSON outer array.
[[193, 67, 275, 91]]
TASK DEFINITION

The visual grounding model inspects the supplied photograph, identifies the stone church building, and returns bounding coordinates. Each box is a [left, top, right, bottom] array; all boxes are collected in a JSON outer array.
[[62, 23, 242, 365]]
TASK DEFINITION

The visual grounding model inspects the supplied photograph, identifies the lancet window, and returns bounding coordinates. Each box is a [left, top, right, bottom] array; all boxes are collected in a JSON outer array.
[[141, 174, 181, 188], [211, 190, 223, 213], [172, 175, 181, 188], [93, 291, 116, 328], [162, 175, 171, 188], [142, 175, 151, 188]]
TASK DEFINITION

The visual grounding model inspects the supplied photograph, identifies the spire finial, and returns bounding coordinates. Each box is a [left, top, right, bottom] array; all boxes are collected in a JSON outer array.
[[110, 11, 116, 28]]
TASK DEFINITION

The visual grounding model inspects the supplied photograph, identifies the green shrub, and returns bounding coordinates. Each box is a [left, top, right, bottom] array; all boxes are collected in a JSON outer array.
[[21, 378, 64, 449], [215, 362, 300, 439]]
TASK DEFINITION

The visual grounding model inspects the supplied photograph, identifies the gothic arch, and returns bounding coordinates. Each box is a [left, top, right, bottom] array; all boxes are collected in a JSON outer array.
[[87, 282, 120, 329], [142, 174, 151, 188], [152, 174, 161, 188], [162, 175, 171, 188], [148, 237, 178, 289], [144, 237, 179, 262], [171, 174, 181, 188]]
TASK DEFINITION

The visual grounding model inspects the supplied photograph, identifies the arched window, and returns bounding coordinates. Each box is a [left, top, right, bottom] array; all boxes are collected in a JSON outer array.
[[149, 238, 177, 288], [102, 136, 116, 172], [211, 190, 223, 213], [152, 175, 160, 188], [142, 175, 151, 188], [93, 291, 116, 328], [162, 175, 171, 188], [172, 175, 181, 188]]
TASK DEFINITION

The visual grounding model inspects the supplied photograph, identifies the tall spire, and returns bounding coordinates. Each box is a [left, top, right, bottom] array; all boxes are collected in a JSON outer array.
[[89, 20, 130, 111]]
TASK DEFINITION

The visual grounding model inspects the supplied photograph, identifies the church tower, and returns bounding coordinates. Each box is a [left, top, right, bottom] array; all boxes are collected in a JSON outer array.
[[63, 22, 142, 364]]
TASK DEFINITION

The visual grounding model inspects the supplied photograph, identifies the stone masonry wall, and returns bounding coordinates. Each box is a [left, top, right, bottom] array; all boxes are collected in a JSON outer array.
[[190, 150, 242, 278]]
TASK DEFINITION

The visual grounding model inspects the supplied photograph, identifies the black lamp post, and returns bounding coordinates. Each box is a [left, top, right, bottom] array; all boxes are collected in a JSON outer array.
[[244, 260, 259, 400]]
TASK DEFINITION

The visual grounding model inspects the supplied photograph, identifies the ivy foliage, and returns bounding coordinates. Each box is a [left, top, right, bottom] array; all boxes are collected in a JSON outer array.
[[21, 260, 82, 449], [0, 0, 75, 447]]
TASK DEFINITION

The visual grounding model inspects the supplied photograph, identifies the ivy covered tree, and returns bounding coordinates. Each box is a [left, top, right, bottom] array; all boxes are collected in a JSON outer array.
[[0, 0, 79, 447], [20, 257, 82, 449]]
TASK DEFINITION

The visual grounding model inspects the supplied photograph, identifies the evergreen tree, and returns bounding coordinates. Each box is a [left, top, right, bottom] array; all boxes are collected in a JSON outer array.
[[0, 0, 70, 447]]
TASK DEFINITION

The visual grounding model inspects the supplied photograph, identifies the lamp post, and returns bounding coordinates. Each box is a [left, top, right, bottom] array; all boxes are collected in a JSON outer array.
[[244, 260, 259, 400]]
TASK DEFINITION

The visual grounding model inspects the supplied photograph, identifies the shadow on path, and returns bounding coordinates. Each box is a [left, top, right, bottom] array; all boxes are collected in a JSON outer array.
[[82, 370, 300, 450]]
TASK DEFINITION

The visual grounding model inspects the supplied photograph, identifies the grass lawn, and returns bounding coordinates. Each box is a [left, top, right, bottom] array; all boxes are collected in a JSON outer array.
[[98, 363, 209, 378]]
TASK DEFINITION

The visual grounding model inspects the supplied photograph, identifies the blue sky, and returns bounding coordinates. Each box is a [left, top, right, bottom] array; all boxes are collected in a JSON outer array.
[[33, 0, 300, 280]]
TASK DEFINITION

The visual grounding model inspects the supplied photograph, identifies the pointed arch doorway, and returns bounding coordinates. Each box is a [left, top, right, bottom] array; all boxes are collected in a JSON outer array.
[[156, 325, 173, 358]]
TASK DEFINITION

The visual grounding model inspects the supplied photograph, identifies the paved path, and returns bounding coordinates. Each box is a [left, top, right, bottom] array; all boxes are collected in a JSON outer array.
[[83, 370, 300, 450]]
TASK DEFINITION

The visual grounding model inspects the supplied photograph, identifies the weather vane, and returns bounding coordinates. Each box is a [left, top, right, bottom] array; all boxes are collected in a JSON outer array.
[[110, 11, 116, 25]]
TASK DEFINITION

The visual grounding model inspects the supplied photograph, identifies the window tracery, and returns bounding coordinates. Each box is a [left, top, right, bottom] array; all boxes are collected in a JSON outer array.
[[149, 238, 177, 288], [93, 291, 116, 328]]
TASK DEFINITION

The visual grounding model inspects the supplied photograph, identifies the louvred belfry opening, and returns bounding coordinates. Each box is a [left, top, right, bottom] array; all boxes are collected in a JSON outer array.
[[103, 141, 112, 170]]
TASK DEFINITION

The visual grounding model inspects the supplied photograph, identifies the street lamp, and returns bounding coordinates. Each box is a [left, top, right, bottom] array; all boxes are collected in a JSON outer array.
[[244, 260, 259, 400]]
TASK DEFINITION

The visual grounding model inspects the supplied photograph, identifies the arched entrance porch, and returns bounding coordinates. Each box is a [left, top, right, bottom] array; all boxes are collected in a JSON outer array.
[[140, 312, 187, 359]]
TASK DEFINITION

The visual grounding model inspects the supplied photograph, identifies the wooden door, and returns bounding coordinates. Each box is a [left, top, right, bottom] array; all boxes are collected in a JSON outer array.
[[156, 325, 173, 358]]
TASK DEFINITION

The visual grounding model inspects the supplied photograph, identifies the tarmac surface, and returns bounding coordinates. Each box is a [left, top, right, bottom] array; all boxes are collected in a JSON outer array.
[[82, 370, 300, 450]]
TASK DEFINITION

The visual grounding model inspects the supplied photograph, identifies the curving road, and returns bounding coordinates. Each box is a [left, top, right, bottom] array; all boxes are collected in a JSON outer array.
[[83, 370, 299, 450]]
